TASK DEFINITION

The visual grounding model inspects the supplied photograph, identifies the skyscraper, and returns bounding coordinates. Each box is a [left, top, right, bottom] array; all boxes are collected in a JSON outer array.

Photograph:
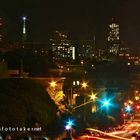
[[0, 17, 3, 42], [50, 30, 75, 64], [107, 18, 120, 55], [77, 39, 95, 60]]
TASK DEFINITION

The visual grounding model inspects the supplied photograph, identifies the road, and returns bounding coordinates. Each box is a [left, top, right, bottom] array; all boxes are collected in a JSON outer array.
[[75, 113, 140, 140]]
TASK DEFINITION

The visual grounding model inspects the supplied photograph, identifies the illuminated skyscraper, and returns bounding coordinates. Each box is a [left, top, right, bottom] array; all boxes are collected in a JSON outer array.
[[0, 17, 3, 42], [50, 30, 75, 64], [77, 39, 95, 59], [107, 18, 120, 54], [22, 16, 27, 42]]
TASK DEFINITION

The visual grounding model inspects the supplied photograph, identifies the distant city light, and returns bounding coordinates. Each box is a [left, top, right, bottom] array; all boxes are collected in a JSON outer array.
[[128, 100, 133, 104], [73, 81, 76, 86], [77, 81, 80, 85], [135, 90, 139, 94], [22, 16, 27, 21], [122, 113, 127, 118], [127, 62, 131, 66], [72, 46, 75, 60], [125, 105, 132, 113], [136, 105, 140, 110], [135, 96, 139, 101]]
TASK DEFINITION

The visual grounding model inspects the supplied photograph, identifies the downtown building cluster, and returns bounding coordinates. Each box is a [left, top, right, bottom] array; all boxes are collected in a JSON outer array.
[[0, 16, 140, 67]]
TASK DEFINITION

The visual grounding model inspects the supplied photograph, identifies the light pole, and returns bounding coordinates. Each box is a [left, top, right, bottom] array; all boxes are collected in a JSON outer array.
[[73, 100, 94, 110], [64, 118, 75, 140], [73, 93, 98, 110]]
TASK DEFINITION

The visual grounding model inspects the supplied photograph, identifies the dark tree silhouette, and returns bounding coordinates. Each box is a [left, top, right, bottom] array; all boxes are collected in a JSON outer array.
[[0, 78, 62, 137]]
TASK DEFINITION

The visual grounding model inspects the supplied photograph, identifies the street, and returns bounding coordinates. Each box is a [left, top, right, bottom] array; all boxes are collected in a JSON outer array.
[[75, 113, 140, 140]]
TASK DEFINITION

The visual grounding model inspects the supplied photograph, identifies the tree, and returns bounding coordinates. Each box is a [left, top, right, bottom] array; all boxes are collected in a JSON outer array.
[[0, 78, 62, 137]]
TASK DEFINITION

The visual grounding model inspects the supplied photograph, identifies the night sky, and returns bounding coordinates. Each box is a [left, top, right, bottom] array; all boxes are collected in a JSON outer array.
[[1, 0, 140, 47]]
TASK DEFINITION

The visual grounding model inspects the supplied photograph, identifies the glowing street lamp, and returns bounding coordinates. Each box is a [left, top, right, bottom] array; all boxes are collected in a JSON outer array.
[[135, 90, 139, 94], [49, 81, 57, 88], [128, 100, 133, 105], [65, 118, 74, 130], [89, 93, 97, 101], [65, 125, 71, 130], [81, 82, 88, 88], [64, 118, 75, 139], [103, 100, 110, 106], [99, 97, 114, 110], [135, 96, 139, 101]]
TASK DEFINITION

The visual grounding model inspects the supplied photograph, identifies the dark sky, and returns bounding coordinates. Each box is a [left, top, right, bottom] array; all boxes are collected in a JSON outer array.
[[1, 0, 140, 46]]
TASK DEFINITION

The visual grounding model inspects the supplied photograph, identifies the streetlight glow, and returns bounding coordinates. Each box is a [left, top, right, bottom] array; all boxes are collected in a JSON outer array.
[[65, 125, 71, 130], [125, 105, 132, 113], [99, 96, 115, 111], [103, 100, 109, 106], [89, 93, 97, 101], [81, 82, 88, 88], [65, 118, 75, 130], [135, 96, 139, 101], [49, 81, 57, 88], [128, 100, 133, 104]]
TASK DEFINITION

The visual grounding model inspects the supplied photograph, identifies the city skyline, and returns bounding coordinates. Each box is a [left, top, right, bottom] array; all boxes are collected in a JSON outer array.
[[0, 0, 140, 47], [0, 1, 140, 139]]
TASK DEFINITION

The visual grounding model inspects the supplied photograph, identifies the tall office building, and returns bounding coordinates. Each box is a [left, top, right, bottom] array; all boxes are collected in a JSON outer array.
[[50, 30, 75, 64], [77, 39, 95, 59], [0, 17, 3, 42], [107, 18, 120, 55]]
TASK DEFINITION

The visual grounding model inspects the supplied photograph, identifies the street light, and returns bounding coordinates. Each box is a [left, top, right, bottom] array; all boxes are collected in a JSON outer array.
[[135, 90, 139, 94], [89, 93, 98, 113], [64, 118, 75, 139], [99, 97, 114, 112], [89, 93, 97, 101], [135, 96, 139, 101], [81, 82, 88, 88], [128, 100, 133, 105], [103, 100, 110, 106], [49, 81, 57, 88], [65, 118, 74, 130], [100, 97, 111, 107]]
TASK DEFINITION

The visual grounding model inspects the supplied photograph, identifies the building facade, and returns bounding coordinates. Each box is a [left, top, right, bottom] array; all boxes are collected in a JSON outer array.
[[107, 19, 120, 55], [77, 39, 95, 60], [50, 31, 75, 64], [0, 17, 3, 42]]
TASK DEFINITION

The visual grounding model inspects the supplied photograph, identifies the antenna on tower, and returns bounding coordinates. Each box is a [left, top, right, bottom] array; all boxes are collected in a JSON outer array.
[[22, 16, 27, 43]]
